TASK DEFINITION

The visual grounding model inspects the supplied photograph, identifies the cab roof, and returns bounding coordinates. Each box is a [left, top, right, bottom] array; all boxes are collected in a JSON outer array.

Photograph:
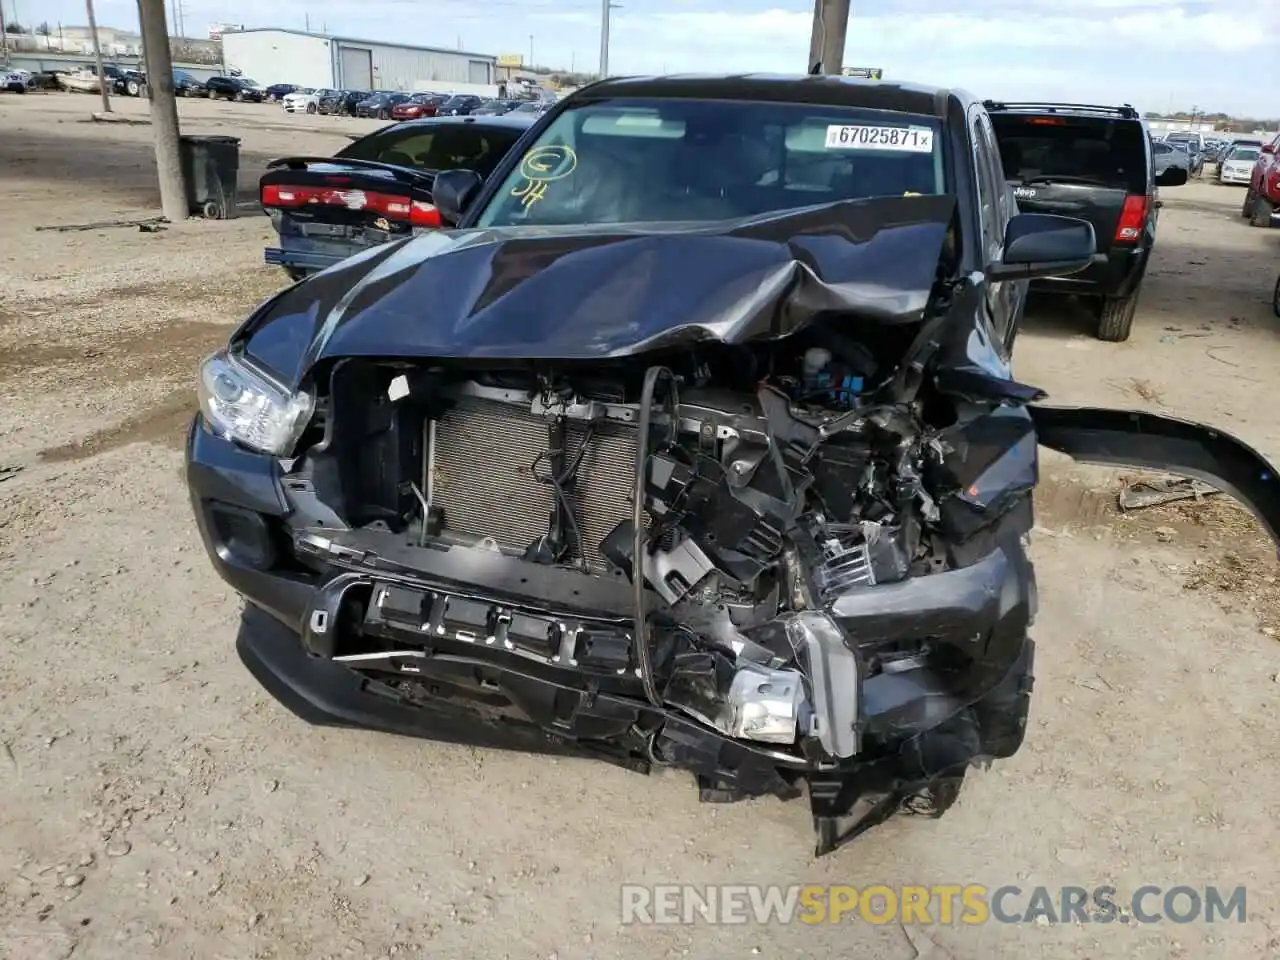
[[579, 74, 966, 120]]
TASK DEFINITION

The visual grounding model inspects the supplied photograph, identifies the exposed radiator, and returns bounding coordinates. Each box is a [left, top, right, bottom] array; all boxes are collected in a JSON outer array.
[[427, 396, 638, 571]]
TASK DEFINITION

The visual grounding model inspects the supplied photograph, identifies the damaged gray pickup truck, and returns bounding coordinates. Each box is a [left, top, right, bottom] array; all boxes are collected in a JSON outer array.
[[187, 76, 1280, 855]]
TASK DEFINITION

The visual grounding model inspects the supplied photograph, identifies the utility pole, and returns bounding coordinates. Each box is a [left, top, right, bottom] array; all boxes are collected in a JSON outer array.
[[86, 0, 111, 113], [599, 0, 619, 78], [809, 0, 850, 74], [0, 1, 9, 68], [807, 0, 822, 71], [598, 0, 610, 78], [137, 0, 187, 222]]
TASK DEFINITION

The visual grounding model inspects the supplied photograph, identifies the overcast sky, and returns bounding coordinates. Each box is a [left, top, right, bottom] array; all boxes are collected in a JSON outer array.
[[22, 0, 1280, 116]]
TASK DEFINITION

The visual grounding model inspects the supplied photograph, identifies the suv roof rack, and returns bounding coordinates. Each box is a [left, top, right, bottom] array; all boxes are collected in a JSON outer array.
[[983, 100, 1138, 120]]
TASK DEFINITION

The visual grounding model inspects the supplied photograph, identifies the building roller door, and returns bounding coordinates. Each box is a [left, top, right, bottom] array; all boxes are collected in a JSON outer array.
[[340, 46, 374, 89]]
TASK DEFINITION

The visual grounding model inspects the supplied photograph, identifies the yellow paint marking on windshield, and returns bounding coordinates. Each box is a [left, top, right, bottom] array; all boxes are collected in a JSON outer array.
[[510, 145, 578, 209], [512, 178, 550, 208]]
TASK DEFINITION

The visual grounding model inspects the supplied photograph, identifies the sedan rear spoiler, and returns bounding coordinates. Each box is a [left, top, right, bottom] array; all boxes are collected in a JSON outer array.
[[265, 156, 439, 186]]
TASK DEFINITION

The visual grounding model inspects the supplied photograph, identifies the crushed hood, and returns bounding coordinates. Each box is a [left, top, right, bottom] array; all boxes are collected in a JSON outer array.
[[238, 195, 957, 387]]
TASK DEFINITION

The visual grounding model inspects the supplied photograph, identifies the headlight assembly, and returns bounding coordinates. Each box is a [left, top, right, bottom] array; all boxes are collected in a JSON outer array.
[[197, 349, 314, 456]]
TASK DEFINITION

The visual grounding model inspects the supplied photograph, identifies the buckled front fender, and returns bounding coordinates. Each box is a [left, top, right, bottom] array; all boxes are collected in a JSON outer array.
[[1030, 406, 1280, 549]]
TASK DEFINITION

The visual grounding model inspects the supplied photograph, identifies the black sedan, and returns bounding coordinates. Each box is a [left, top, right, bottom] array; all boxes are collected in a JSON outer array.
[[472, 99, 523, 116], [260, 114, 533, 279], [173, 69, 206, 97], [266, 83, 301, 101], [354, 92, 412, 119], [437, 93, 485, 116], [206, 75, 267, 102]]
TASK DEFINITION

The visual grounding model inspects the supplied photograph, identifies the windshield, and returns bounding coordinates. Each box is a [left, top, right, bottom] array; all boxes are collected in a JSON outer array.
[[337, 122, 526, 178], [1230, 148, 1260, 162], [510, 103, 541, 115], [240, 79, 260, 87], [442, 96, 476, 107], [475, 98, 946, 228], [991, 115, 1147, 192]]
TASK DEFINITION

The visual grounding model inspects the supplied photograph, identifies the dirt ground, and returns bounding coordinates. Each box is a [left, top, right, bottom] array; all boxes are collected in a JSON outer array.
[[2, 91, 1280, 960]]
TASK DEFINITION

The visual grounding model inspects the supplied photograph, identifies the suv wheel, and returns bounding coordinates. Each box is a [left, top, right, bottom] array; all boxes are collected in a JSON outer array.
[[1250, 197, 1274, 229], [1096, 294, 1138, 343], [1243, 188, 1256, 218]]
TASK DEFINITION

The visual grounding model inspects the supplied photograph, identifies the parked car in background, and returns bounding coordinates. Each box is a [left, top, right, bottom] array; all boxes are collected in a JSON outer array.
[[472, 99, 522, 116], [987, 100, 1187, 341], [284, 88, 335, 114], [206, 76, 266, 102], [173, 69, 206, 96], [317, 89, 358, 115], [260, 114, 533, 279], [391, 93, 448, 120], [1218, 145, 1260, 185], [1243, 133, 1280, 227], [87, 63, 146, 97], [1222, 137, 1263, 161], [1151, 139, 1189, 179], [266, 83, 302, 101], [1164, 130, 1205, 153], [1164, 139, 1204, 179], [355, 91, 412, 119], [437, 93, 485, 116], [507, 99, 554, 118], [2, 68, 34, 93]]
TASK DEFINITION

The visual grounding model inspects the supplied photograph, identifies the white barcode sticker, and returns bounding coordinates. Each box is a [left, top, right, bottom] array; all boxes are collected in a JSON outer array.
[[825, 124, 935, 153]]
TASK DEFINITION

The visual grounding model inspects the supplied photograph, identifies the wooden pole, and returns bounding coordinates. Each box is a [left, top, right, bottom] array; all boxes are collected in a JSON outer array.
[[136, 0, 187, 222], [85, 0, 111, 113]]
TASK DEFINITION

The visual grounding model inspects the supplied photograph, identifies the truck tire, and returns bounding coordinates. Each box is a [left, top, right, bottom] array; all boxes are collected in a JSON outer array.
[[1243, 188, 1256, 218], [126, 79, 140, 96], [1250, 197, 1275, 228], [306, 102, 317, 114], [1097, 294, 1137, 342], [1273, 274, 1280, 320]]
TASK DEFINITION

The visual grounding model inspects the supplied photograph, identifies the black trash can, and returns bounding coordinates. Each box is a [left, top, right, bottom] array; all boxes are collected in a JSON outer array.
[[179, 134, 241, 220]]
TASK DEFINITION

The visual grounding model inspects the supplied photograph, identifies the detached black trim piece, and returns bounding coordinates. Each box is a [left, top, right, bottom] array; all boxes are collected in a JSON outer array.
[[1030, 405, 1280, 548]]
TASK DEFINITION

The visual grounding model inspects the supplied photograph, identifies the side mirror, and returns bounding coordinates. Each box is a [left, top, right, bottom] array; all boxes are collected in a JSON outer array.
[[987, 212, 1096, 281], [1263, 144, 1276, 156], [431, 169, 484, 225], [1156, 167, 1188, 187]]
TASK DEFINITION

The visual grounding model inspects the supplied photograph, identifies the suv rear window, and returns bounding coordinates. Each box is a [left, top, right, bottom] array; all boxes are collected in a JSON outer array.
[[337, 123, 526, 178], [990, 115, 1147, 193]]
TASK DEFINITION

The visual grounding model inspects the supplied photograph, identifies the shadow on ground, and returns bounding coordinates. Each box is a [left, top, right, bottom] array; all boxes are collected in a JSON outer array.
[[0, 126, 282, 208]]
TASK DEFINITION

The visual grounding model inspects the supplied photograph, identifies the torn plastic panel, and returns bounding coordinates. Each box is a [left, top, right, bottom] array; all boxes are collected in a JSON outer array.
[[1029, 405, 1280, 549]]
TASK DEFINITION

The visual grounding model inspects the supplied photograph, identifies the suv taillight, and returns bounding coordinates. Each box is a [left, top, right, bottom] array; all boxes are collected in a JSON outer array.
[[1115, 195, 1147, 243]]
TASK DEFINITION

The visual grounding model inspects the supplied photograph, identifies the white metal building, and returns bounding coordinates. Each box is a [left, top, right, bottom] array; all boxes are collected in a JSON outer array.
[[219, 28, 497, 93]]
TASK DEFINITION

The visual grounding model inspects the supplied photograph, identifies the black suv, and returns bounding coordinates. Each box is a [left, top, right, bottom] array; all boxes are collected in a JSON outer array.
[[985, 101, 1187, 342], [205, 75, 265, 102], [187, 75, 1279, 856]]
